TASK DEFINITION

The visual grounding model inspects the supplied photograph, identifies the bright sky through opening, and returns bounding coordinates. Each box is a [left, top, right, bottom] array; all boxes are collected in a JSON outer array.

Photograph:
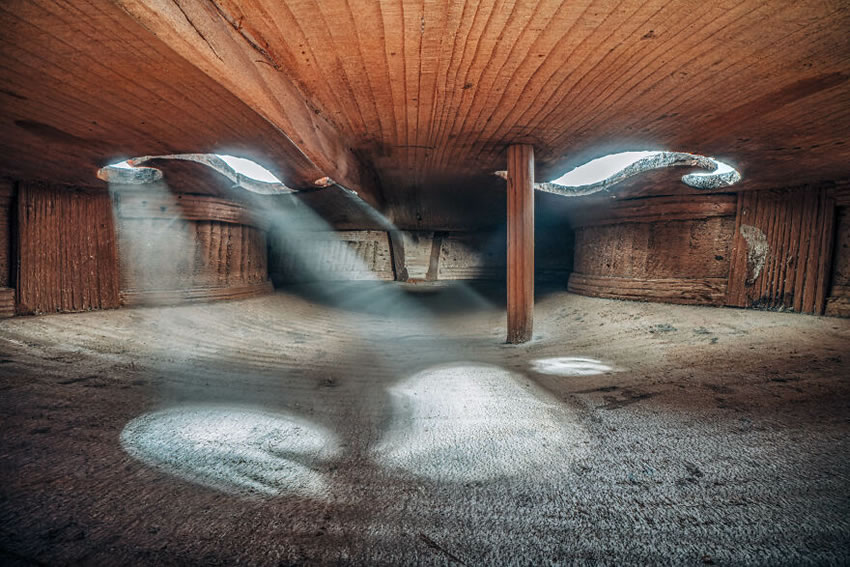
[[217, 155, 281, 183], [549, 151, 659, 186]]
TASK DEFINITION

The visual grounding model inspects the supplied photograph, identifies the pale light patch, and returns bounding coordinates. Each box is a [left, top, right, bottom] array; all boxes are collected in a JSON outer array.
[[216, 154, 282, 183], [121, 405, 338, 499], [531, 357, 613, 377], [373, 363, 588, 482], [549, 151, 659, 186]]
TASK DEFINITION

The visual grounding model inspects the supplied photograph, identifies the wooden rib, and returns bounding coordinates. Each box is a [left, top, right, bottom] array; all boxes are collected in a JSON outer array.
[[114, 0, 377, 202]]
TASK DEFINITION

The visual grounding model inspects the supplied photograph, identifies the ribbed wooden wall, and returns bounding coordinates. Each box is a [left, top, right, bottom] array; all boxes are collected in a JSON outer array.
[[825, 186, 850, 317], [115, 190, 272, 305], [0, 179, 14, 317], [269, 230, 395, 284], [16, 183, 120, 314], [726, 189, 835, 314], [568, 195, 737, 306]]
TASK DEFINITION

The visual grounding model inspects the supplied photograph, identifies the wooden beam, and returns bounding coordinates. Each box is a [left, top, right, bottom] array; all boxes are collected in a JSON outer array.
[[114, 0, 380, 206], [506, 144, 534, 344]]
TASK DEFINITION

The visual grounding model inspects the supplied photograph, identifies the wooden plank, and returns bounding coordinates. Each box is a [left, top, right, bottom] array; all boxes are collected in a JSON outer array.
[[569, 194, 737, 228], [122, 280, 273, 307], [814, 193, 837, 314], [725, 192, 750, 307], [16, 183, 120, 314], [568, 274, 728, 306], [0, 287, 14, 318], [506, 144, 534, 344], [116, 191, 266, 229], [0, 180, 14, 289], [115, 0, 378, 206], [725, 187, 835, 314]]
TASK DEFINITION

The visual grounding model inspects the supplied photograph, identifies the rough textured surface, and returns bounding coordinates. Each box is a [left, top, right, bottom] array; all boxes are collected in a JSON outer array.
[[15, 183, 120, 315], [826, 204, 850, 317], [115, 188, 271, 306], [269, 228, 572, 284], [0, 180, 13, 288], [726, 188, 835, 313], [0, 285, 848, 565], [568, 195, 736, 305]]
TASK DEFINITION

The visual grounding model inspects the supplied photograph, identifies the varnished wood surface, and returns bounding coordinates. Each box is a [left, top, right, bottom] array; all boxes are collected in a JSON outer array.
[[0, 180, 13, 288], [118, 213, 271, 306], [506, 144, 534, 343], [0, 287, 15, 318], [116, 190, 266, 229], [569, 273, 728, 306], [121, 280, 273, 306], [16, 183, 121, 314], [826, 204, 849, 317], [2, 1, 850, 227], [726, 188, 835, 314], [0, 0, 322, 190], [567, 191, 736, 306]]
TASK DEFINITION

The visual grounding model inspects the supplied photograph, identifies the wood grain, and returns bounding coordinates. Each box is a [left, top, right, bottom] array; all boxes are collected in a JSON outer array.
[[0, 179, 14, 288], [0, 287, 14, 318], [825, 204, 850, 317], [16, 183, 120, 314], [3, 1, 849, 228], [568, 193, 736, 306], [726, 188, 836, 314], [569, 273, 728, 306], [506, 144, 534, 344], [116, 190, 272, 306]]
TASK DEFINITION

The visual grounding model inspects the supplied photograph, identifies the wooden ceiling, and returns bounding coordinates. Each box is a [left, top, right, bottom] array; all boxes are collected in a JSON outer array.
[[2, 0, 849, 228]]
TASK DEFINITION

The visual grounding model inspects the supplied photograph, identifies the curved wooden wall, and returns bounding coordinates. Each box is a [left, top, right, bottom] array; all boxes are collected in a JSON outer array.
[[115, 189, 272, 306], [568, 195, 737, 306]]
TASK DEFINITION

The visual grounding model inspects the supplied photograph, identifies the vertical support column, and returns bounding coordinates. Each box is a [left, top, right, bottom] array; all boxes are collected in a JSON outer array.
[[507, 144, 535, 343]]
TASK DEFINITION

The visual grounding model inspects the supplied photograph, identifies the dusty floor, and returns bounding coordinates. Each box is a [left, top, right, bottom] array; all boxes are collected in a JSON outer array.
[[0, 282, 848, 565]]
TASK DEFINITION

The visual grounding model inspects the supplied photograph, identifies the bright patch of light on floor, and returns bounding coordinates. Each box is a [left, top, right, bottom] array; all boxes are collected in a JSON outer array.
[[121, 405, 338, 498], [217, 154, 281, 183], [373, 363, 588, 482], [549, 151, 658, 186], [531, 357, 613, 376]]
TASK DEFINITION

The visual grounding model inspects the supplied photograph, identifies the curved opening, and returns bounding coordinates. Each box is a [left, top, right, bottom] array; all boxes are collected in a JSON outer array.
[[549, 151, 659, 186], [495, 150, 742, 196], [97, 153, 295, 194], [544, 150, 742, 195]]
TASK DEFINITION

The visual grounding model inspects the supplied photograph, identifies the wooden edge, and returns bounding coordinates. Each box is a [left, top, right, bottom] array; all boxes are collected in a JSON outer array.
[[0, 287, 15, 318], [814, 192, 837, 314], [569, 273, 728, 306], [121, 280, 273, 307], [725, 192, 751, 307], [568, 194, 737, 229], [116, 192, 269, 230]]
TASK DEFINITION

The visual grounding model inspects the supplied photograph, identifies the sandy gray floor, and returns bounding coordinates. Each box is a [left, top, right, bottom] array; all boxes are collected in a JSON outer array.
[[0, 283, 848, 565]]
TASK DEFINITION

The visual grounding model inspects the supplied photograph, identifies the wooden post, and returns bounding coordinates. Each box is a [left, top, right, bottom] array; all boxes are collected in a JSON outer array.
[[506, 144, 534, 343]]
